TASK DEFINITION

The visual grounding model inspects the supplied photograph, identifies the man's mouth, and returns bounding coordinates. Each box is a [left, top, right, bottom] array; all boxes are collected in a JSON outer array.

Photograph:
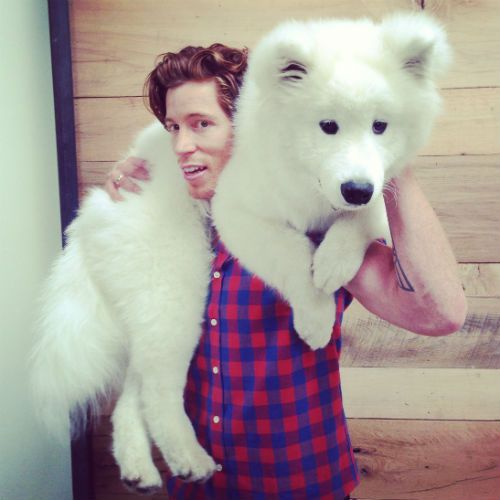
[[182, 165, 208, 180]]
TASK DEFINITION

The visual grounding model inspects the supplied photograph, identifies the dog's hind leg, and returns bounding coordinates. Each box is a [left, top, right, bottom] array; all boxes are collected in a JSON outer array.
[[129, 317, 216, 483], [112, 366, 163, 494]]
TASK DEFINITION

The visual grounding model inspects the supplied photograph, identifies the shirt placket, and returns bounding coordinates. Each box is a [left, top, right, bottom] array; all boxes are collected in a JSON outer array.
[[206, 249, 228, 475]]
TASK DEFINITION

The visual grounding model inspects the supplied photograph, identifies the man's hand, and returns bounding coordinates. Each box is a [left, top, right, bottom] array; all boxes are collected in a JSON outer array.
[[104, 157, 150, 201]]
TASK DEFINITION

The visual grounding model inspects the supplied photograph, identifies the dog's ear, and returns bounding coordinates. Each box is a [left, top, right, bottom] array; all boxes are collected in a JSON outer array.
[[380, 12, 452, 81], [250, 20, 312, 91], [279, 59, 308, 86]]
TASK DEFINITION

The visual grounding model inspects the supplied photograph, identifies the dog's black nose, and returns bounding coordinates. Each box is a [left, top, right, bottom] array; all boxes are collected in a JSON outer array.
[[341, 181, 374, 205]]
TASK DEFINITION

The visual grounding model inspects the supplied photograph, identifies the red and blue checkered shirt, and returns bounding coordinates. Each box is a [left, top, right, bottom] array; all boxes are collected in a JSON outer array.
[[166, 237, 359, 499]]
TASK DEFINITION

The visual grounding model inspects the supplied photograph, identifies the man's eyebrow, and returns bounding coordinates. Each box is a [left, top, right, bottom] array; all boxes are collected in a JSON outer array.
[[165, 112, 215, 122]]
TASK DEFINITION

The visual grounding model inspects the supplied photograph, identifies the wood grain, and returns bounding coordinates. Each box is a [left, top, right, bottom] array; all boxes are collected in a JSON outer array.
[[341, 296, 500, 369], [349, 419, 500, 500], [94, 366, 500, 420], [69, 0, 500, 97], [73, 88, 500, 162], [73, 97, 152, 162], [341, 367, 500, 420], [70, 0, 420, 98], [89, 417, 500, 499], [458, 264, 500, 297], [421, 88, 500, 156], [412, 155, 500, 264], [92, 433, 168, 499], [423, 0, 500, 90]]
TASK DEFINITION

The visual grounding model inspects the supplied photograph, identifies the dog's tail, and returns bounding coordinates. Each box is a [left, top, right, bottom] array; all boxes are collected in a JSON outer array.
[[30, 229, 126, 441]]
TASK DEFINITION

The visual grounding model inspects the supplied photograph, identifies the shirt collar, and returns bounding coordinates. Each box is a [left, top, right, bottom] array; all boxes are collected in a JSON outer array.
[[212, 230, 233, 270]]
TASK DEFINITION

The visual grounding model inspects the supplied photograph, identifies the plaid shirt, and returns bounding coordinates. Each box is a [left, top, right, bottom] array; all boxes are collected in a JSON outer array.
[[166, 237, 359, 499]]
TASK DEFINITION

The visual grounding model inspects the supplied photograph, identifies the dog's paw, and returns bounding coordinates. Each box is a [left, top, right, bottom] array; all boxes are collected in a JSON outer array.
[[292, 291, 335, 350], [114, 433, 163, 494], [312, 241, 364, 295], [167, 442, 217, 482], [122, 476, 162, 496], [120, 462, 163, 495]]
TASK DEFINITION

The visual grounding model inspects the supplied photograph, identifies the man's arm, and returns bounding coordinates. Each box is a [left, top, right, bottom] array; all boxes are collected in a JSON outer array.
[[345, 167, 467, 336]]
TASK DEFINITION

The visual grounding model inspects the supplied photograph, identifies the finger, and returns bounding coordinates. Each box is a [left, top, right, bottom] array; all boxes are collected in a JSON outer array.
[[118, 175, 142, 194], [132, 164, 151, 181], [104, 177, 124, 201], [108, 157, 149, 181], [116, 157, 142, 175], [127, 158, 150, 180], [107, 168, 140, 193], [120, 157, 149, 177], [105, 157, 148, 201]]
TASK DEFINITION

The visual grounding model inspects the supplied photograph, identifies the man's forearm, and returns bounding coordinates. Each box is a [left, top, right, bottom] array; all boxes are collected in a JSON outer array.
[[346, 167, 467, 335], [382, 167, 467, 333]]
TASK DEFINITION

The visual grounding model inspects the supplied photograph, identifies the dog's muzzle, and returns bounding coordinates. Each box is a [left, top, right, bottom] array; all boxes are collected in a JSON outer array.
[[341, 181, 374, 205]]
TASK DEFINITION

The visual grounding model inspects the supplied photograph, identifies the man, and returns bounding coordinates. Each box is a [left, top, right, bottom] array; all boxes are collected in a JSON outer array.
[[105, 43, 466, 499]]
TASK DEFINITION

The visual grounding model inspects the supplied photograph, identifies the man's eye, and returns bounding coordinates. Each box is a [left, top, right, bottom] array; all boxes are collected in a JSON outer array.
[[165, 123, 179, 133]]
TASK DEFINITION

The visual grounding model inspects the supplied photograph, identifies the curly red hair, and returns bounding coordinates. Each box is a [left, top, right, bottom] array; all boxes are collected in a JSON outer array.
[[144, 43, 248, 123]]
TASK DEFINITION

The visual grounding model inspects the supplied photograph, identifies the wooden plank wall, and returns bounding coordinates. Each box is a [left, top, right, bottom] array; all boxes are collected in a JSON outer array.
[[69, 0, 500, 498]]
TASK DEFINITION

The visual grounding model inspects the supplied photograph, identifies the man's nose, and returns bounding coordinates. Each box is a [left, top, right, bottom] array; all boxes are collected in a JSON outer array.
[[173, 129, 197, 156]]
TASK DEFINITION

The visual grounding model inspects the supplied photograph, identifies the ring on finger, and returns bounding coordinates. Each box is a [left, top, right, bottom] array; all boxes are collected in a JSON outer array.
[[113, 174, 124, 188]]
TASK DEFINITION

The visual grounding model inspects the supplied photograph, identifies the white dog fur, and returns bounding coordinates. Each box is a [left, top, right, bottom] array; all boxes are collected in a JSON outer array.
[[31, 123, 216, 489], [31, 12, 450, 492], [213, 12, 450, 349]]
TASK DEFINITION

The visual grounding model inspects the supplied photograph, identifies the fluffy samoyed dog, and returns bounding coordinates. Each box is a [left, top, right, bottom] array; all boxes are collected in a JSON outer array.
[[213, 12, 451, 349], [31, 12, 450, 492]]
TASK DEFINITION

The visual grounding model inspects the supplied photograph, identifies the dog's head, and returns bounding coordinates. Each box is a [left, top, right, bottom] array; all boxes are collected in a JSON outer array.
[[242, 13, 451, 210]]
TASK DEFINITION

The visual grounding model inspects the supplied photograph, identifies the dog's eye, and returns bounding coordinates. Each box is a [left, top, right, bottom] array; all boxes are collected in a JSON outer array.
[[319, 120, 339, 135], [372, 121, 388, 135]]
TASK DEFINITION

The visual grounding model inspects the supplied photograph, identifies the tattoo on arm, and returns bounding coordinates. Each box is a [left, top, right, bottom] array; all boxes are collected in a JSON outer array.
[[393, 246, 415, 292]]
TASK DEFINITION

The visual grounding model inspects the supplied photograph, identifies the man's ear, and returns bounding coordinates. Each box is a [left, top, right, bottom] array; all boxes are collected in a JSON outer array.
[[380, 12, 452, 81]]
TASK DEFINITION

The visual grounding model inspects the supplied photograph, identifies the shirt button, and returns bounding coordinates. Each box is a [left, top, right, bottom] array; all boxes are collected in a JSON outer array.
[[213, 271, 221, 279], [212, 366, 219, 374], [215, 464, 223, 472], [210, 318, 218, 327], [213, 415, 220, 424]]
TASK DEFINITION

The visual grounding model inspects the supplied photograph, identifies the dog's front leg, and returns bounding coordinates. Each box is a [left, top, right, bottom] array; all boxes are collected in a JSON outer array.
[[313, 201, 387, 295], [215, 211, 336, 349]]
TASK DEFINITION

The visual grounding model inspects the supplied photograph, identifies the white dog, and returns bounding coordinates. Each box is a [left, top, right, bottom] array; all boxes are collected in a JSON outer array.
[[31, 123, 217, 490], [213, 12, 450, 349], [31, 12, 450, 493]]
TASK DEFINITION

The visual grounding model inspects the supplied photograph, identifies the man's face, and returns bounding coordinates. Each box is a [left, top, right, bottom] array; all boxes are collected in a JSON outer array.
[[165, 79, 233, 200]]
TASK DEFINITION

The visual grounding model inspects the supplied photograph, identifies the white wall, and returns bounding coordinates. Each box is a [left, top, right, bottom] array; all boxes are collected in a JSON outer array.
[[0, 2, 72, 499]]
